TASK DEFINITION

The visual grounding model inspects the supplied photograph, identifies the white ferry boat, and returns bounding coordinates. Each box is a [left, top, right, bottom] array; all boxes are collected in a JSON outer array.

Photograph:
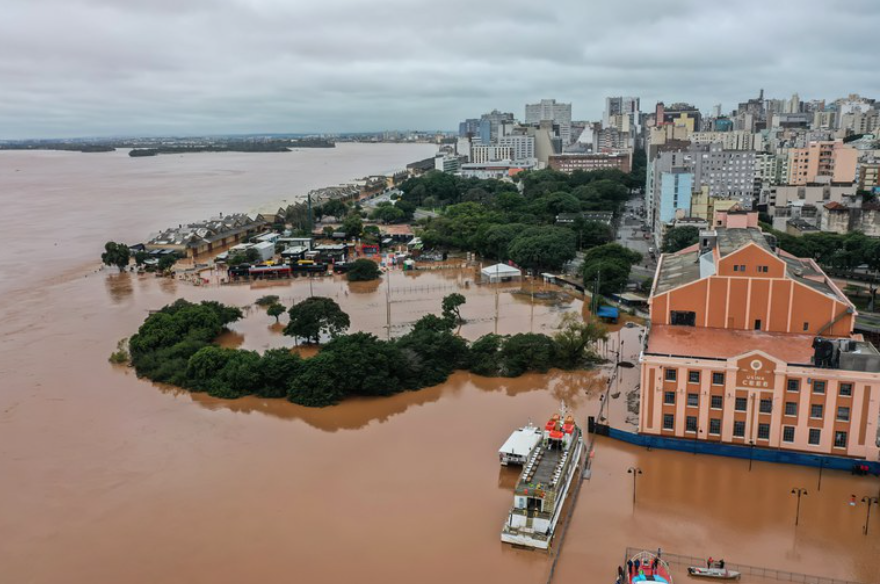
[[500, 408, 584, 549], [498, 422, 542, 466]]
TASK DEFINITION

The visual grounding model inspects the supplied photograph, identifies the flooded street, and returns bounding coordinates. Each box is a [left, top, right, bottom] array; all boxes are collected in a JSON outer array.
[[0, 150, 878, 584]]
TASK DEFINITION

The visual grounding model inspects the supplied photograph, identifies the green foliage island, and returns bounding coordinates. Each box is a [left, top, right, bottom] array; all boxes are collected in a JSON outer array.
[[126, 296, 607, 407]]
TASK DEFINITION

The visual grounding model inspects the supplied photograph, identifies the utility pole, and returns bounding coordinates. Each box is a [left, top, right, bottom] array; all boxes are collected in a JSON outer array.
[[494, 286, 500, 335], [627, 467, 643, 510], [855, 495, 879, 535], [791, 487, 808, 526], [386, 270, 392, 340]]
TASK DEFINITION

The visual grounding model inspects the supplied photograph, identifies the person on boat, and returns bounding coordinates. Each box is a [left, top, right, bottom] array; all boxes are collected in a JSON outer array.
[[719, 559, 725, 569], [707, 556, 713, 568], [634, 559, 641, 572], [652, 557, 659, 571], [627, 559, 633, 576]]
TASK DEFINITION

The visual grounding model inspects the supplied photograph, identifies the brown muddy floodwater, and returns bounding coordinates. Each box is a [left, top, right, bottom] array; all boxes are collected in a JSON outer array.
[[0, 149, 878, 584]]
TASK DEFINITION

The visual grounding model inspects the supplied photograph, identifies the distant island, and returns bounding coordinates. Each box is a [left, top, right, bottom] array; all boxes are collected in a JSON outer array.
[[129, 139, 335, 156]]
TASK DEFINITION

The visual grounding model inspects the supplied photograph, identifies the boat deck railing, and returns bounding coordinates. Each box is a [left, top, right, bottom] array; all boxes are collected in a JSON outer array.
[[624, 547, 867, 584]]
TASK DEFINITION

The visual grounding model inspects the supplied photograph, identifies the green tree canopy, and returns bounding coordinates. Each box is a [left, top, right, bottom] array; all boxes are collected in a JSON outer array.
[[101, 242, 130, 271], [267, 303, 286, 323], [342, 212, 364, 238], [346, 259, 382, 282], [662, 226, 700, 253], [507, 226, 577, 271], [284, 297, 350, 343]]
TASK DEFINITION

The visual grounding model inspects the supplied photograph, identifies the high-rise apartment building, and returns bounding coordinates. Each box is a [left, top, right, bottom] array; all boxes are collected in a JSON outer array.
[[787, 141, 858, 185], [525, 99, 572, 144]]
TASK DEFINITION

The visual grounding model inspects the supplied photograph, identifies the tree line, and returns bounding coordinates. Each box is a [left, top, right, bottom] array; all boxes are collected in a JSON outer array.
[[126, 296, 607, 407]]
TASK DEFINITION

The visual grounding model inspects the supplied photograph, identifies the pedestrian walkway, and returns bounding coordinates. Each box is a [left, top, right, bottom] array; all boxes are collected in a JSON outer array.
[[623, 547, 866, 584]]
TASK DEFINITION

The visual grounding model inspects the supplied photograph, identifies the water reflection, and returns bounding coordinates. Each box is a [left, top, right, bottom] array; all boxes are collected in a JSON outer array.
[[104, 272, 133, 303]]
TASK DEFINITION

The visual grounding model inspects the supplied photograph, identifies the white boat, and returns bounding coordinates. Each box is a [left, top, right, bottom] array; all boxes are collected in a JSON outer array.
[[498, 422, 542, 466], [687, 567, 740, 580], [500, 407, 584, 549]]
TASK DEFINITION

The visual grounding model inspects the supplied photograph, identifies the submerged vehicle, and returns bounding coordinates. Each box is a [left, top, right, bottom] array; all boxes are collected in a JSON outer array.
[[500, 407, 583, 549]]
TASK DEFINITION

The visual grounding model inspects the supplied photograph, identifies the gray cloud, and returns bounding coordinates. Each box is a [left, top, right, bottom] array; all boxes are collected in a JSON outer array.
[[1, 0, 878, 138]]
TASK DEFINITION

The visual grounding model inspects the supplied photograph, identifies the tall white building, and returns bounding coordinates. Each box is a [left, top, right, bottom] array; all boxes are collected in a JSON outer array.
[[525, 99, 572, 144]]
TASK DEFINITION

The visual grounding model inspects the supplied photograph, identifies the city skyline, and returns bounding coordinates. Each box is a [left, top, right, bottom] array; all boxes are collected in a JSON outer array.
[[2, 0, 880, 139]]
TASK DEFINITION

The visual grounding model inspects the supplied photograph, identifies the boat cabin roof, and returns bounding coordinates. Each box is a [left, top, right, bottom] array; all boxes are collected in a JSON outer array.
[[498, 426, 541, 456]]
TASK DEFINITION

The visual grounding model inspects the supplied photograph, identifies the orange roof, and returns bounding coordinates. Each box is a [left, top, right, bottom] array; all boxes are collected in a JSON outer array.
[[646, 324, 816, 365], [382, 224, 413, 236]]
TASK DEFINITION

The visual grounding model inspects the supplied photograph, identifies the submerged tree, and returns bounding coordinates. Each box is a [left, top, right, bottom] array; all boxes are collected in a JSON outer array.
[[101, 242, 131, 271], [441, 293, 466, 332], [283, 297, 350, 344], [553, 313, 607, 368], [267, 303, 286, 323]]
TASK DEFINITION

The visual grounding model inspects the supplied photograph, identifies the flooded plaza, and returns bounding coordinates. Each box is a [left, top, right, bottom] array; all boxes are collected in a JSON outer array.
[[0, 150, 878, 584]]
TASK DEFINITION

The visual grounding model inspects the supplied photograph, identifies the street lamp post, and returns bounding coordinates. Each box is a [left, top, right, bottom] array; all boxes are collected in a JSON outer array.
[[817, 457, 826, 492], [627, 467, 643, 510], [855, 495, 880, 535], [791, 488, 808, 526], [748, 440, 755, 472]]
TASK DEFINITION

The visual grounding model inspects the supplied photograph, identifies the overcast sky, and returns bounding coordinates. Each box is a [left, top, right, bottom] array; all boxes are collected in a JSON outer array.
[[2, 0, 878, 139]]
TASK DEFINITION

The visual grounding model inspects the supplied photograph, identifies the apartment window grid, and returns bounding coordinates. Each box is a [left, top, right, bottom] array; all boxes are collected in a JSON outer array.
[[834, 431, 848, 449], [663, 414, 674, 431], [712, 372, 725, 386], [784, 401, 797, 416], [735, 397, 747, 412], [787, 379, 800, 392], [813, 380, 826, 394], [782, 426, 795, 443], [685, 416, 698, 433], [809, 428, 821, 445], [710, 395, 723, 409], [688, 371, 700, 384], [665, 368, 677, 382], [839, 383, 853, 397], [709, 418, 721, 435], [687, 393, 699, 408], [757, 423, 770, 440], [733, 421, 745, 438], [837, 406, 850, 422], [663, 391, 675, 405], [759, 399, 773, 414]]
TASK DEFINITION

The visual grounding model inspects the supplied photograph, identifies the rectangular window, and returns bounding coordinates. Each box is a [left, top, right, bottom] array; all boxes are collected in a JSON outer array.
[[664, 391, 675, 405], [839, 383, 853, 397], [803, 322, 809, 332], [784, 402, 797, 416], [782, 426, 795, 443], [787, 379, 800, 392], [665, 368, 677, 382], [712, 372, 725, 386], [710, 395, 723, 409], [662, 414, 674, 431], [709, 418, 721, 435], [733, 265, 740, 272], [834, 431, 847, 449], [810, 404, 823, 419], [735, 397, 747, 412], [809, 428, 821, 445], [757, 266, 769, 273], [687, 393, 699, 407], [757, 423, 770, 440], [754, 319, 762, 330], [670, 311, 696, 326], [813, 380, 826, 394], [739, 264, 746, 271], [686, 416, 697, 433], [759, 399, 773, 414], [837, 406, 850, 422], [688, 371, 700, 384], [733, 421, 746, 438]]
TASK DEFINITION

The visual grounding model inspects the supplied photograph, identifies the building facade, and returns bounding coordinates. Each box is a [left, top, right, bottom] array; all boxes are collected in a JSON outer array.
[[548, 152, 631, 174], [525, 99, 572, 145], [787, 141, 858, 185], [639, 210, 880, 461]]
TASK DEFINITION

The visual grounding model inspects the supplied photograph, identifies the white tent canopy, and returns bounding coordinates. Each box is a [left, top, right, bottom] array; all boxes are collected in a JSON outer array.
[[481, 263, 522, 283]]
